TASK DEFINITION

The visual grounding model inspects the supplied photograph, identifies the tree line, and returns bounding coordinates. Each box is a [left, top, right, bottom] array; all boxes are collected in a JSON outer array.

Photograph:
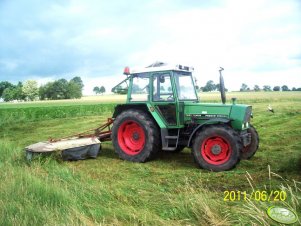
[[199, 80, 301, 92], [1, 77, 299, 102], [0, 76, 84, 102], [238, 83, 300, 92], [197, 80, 228, 92]]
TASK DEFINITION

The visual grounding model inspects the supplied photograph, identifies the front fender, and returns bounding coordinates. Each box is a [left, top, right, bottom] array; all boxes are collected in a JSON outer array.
[[187, 118, 231, 147]]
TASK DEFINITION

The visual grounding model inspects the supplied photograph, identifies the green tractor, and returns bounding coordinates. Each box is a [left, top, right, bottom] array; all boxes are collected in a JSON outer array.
[[111, 63, 259, 171]]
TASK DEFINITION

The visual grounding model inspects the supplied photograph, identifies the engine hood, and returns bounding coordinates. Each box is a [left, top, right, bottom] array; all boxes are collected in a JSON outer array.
[[183, 102, 252, 130]]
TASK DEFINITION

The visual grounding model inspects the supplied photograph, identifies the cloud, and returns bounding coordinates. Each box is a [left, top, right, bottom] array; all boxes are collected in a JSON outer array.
[[0, 0, 300, 94]]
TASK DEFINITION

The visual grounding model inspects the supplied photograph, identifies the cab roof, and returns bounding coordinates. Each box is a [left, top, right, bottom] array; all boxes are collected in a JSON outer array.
[[128, 62, 194, 74]]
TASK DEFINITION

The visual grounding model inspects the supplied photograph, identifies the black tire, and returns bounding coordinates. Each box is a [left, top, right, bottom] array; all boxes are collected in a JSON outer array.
[[192, 125, 242, 171], [111, 109, 160, 162], [241, 125, 259, 160]]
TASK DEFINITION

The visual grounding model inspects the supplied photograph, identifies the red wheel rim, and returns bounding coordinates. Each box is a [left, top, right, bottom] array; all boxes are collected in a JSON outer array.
[[117, 120, 145, 155], [201, 136, 232, 165]]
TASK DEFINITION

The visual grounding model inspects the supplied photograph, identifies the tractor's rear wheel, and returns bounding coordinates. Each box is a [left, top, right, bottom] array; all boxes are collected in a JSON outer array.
[[112, 110, 160, 162], [192, 125, 242, 171], [241, 125, 259, 159]]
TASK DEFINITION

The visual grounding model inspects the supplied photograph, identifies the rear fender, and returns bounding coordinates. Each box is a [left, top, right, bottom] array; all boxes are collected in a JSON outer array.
[[187, 118, 231, 147], [113, 104, 148, 118], [112, 104, 161, 129]]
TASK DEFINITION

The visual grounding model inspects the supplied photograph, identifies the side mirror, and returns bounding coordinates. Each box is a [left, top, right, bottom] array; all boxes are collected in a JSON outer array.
[[159, 75, 165, 83], [219, 67, 226, 104]]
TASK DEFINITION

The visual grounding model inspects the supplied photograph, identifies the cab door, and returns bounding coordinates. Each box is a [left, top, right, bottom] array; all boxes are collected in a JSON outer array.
[[151, 72, 178, 127]]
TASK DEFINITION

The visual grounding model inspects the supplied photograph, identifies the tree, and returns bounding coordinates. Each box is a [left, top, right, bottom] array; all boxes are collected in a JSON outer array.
[[67, 81, 82, 98], [240, 83, 249, 92], [39, 79, 68, 100], [202, 80, 215, 92], [2, 88, 16, 101], [0, 81, 14, 97], [292, 87, 301, 91], [281, 85, 290, 91], [263, 85, 271, 91], [39, 85, 47, 100], [100, 86, 106, 95], [22, 80, 38, 101], [38, 77, 83, 100], [273, 86, 280, 91], [52, 79, 69, 99], [253, 85, 261, 92], [14, 82, 25, 100], [70, 77, 83, 97], [70, 76, 84, 89], [93, 86, 100, 95], [39, 82, 54, 100]]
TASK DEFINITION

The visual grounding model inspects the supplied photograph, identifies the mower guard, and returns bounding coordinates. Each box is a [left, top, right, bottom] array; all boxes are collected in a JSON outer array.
[[25, 137, 101, 161]]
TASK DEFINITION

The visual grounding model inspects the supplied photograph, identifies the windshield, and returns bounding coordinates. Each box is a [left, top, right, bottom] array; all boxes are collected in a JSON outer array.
[[174, 72, 198, 100]]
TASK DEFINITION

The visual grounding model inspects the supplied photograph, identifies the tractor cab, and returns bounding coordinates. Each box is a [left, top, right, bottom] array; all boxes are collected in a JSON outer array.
[[112, 63, 198, 128], [128, 64, 197, 102]]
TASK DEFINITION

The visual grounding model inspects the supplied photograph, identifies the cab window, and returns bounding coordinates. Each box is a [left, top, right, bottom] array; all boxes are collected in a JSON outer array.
[[152, 73, 174, 102], [130, 73, 149, 102], [174, 72, 197, 100]]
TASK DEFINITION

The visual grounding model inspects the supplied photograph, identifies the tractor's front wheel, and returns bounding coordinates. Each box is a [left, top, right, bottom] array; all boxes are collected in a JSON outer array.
[[112, 110, 160, 162], [192, 125, 242, 171]]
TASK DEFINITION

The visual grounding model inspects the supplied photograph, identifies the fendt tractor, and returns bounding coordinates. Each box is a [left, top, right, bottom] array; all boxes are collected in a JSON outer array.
[[110, 62, 259, 171], [26, 62, 259, 172]]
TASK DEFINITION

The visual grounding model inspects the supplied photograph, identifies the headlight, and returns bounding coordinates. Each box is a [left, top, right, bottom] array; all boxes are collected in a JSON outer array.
[[242, 122, 250, 129]]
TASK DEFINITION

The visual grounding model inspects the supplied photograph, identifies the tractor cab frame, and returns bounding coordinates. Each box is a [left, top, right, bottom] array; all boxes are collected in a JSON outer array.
[[112, 64, 198, 128]]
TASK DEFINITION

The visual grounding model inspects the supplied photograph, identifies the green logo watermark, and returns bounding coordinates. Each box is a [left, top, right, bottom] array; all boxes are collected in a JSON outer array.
[[267, 206, 298, 224]]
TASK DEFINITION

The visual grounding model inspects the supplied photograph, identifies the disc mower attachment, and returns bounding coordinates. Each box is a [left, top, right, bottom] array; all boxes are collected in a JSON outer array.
[[25, 118, 113, 161], [25, 137, 101, 161]]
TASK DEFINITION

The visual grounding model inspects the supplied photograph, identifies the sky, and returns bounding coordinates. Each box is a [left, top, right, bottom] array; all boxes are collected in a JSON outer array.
[[0, 0, 301, 95]]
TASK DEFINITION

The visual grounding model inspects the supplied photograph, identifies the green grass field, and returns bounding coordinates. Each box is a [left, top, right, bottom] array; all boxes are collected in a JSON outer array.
[[0, 92, 300, 225]]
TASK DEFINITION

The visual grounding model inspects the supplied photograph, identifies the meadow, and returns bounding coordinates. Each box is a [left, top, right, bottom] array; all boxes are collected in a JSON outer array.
[[0, 91, 300, 225]]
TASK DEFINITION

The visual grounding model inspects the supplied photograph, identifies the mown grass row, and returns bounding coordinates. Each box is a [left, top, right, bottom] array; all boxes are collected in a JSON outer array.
[[0, 139, 300, 225]]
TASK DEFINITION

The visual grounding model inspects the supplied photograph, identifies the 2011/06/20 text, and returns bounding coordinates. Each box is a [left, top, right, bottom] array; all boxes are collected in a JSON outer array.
[[223, 190, 287, 202]]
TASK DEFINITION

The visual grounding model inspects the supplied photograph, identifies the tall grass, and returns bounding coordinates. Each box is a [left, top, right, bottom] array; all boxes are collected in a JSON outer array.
[[0, 140, 232, 225], [1, 139, 299, 225], [0, 103, 116, 126], [0, 92, 300, 225], [239, 167, 301, 225]]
